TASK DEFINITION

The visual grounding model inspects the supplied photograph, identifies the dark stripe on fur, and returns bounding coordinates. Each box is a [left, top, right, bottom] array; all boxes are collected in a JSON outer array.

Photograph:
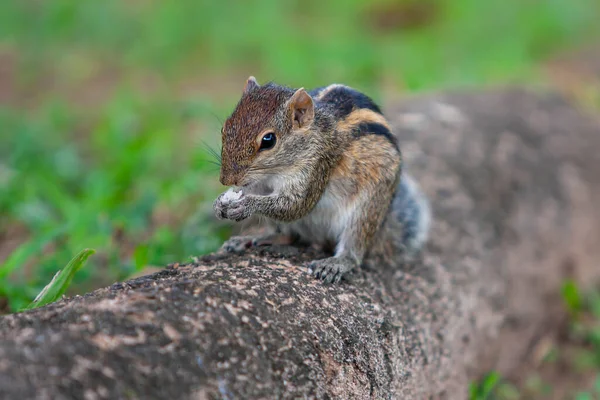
[[309, 86, 327, 98], [315, 86, 382, 118], [355, 122, 399, 151]]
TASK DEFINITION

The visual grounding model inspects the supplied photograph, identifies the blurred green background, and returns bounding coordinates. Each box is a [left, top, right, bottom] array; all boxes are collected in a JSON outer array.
[[1, 1, 600, 396]]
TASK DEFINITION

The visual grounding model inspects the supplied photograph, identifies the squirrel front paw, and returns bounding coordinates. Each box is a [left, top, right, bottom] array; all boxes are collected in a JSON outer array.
[[213, 190, 252, 222], [306, 257, 356, 284]]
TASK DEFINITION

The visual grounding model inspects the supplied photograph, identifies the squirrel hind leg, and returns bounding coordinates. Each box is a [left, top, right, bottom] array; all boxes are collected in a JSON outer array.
[[393, 173, 431, 255]]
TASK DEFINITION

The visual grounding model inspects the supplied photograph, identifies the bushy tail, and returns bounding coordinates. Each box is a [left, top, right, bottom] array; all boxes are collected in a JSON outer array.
[[392, 173, 431, 256]]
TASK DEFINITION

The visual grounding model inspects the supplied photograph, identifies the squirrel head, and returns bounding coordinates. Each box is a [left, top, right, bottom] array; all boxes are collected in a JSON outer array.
[[219, 76, 317, 187]]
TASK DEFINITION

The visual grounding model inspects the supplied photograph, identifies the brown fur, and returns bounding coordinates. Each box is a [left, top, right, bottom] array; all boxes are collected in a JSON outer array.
[[220, 84, 295, 186], [214, 79, 429, 283]]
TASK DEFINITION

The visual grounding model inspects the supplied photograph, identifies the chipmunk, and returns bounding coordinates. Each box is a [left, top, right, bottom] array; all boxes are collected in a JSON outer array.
[[213, 77, 430, 283]]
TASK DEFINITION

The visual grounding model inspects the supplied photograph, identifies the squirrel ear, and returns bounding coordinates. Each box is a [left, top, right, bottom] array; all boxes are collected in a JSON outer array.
[[243, 76, 259, 94], [288, 88, 314, 129]]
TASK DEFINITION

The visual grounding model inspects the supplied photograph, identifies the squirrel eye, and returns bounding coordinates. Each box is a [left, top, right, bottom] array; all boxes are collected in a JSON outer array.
[[259, 132, 276, 151]]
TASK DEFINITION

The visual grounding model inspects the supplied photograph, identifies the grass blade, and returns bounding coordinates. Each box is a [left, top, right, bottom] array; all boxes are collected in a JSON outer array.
[[561, 279, 583, 315], [22, 248, 95, 311]]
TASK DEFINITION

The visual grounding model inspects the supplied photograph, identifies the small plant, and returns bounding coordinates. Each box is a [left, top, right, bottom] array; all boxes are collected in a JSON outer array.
[[470, 372, 522, 400], [21, 248, 95, 311], [469, 372, 501, 400], [562, 279, 584, 316]]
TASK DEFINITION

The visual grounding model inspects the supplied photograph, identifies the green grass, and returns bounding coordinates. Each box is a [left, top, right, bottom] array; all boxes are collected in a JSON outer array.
[[0, 0, 599, 315], [0, 96, 228, 310]]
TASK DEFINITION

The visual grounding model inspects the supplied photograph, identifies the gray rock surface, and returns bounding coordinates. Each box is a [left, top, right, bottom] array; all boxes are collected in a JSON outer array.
[[1, 88, 599, 399]]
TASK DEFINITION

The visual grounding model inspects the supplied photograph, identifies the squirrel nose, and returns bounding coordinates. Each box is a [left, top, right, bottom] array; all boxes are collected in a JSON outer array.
[[220, 170, 238, 186], [220, 161, 245, 186], [220, 174, 234, 186]]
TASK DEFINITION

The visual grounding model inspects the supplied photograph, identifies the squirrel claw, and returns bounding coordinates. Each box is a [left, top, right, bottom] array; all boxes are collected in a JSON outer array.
[[213, 199, 227, 220]]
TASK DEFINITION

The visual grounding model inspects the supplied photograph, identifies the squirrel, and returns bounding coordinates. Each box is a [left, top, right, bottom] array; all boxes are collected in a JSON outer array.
[[213, 77, 431, 283]]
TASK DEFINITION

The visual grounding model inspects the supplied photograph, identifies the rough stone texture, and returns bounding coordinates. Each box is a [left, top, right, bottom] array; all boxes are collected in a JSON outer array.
[[1, 88, 600, 400]]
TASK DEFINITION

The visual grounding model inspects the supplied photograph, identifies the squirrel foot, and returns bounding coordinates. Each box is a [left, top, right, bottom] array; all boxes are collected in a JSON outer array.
[[306, 256, 355, 284], [220, 231, 296, 253], [220, 235, 275, 253], [220, 236, 257, 253]]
